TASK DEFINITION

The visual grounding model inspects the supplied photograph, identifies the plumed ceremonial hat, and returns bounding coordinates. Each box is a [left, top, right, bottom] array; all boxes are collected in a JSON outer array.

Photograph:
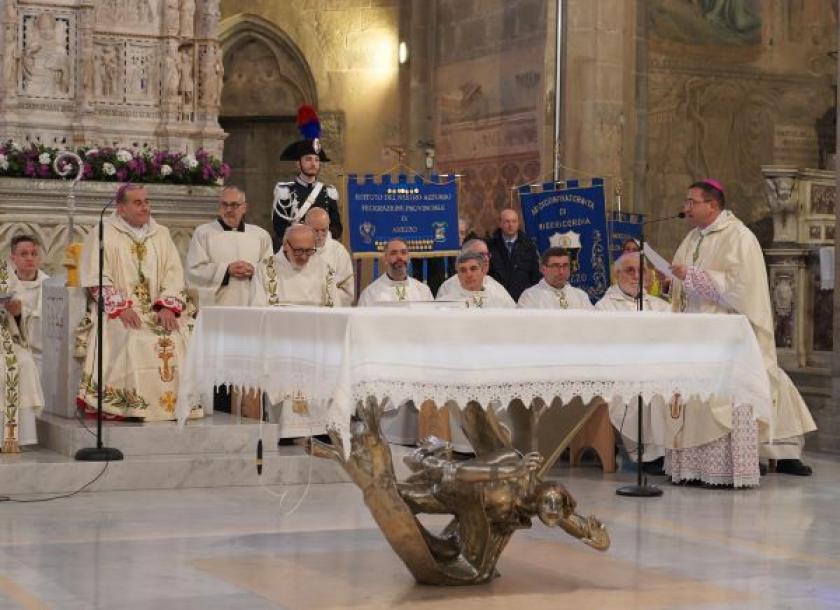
[[280, 104, 331, 162]]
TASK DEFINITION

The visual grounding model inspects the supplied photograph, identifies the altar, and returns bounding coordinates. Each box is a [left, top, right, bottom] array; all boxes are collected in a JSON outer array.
[[177, 306, 772, 466]]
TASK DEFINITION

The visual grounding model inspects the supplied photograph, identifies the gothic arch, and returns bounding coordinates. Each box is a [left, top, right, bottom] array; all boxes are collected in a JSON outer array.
[[217, 14, 318, 117]]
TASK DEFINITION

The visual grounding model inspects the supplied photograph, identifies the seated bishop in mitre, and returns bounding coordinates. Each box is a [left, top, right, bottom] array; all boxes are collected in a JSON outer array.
[[76, 184, 201, 421], [0, 259, 44, 450], [251, 224, 337, 307]]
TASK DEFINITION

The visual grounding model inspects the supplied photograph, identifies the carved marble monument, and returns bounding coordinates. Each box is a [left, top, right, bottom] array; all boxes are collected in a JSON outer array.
[[762, 165, 836, 370], [0, 0, 224, 155]]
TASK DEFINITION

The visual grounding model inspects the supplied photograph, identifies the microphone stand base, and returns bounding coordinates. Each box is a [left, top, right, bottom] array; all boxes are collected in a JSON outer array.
[[616, 483, 663, 498], [74, 447, 124, 462]]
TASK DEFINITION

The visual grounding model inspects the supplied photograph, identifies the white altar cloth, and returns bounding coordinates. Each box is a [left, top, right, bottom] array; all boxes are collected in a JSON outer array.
[[177, 307, 773, 456]]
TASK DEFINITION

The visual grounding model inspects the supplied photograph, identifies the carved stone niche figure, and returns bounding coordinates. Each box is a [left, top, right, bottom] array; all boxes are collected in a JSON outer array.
[[22, 13, 70, 97], [96, 45, 119, 98], [163, 40, 179, 100], [200, 43, 222, 107], [765, 174, 798, 244], [179, 0, 195, 39], [178, 47, 194, 109], [164, 0, 179, 36], [2, 0, 19, 94]]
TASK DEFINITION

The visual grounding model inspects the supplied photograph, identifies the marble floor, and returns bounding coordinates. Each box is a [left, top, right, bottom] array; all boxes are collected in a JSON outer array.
[[1, 452, 839, 609]]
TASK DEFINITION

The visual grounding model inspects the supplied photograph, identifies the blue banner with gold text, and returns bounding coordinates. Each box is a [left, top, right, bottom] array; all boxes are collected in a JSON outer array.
[[519, 179, 609, 301], [347, 174, 460, 255]]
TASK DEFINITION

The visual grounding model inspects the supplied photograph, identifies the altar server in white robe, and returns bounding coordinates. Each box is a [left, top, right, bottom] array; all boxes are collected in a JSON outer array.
[[437, 238, 511, 302], [251, 224, 336, 438], [251, 224, 337, 307], [0, 258, 44, 449], [357, 238, 434, 305], [595, 252, 670, 313], [437, 250, 516, 309], [519, 247, 593, 310], [671, 179, 816, 476], [8, 235, 49, 372], [77, 184, 200, 421], [305, 207, 355, 306], [186, 186, 272, 307], [357, 238, 432, 444]]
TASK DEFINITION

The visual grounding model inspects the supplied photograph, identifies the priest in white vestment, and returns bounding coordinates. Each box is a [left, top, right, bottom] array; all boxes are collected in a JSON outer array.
[[671, 179, 816, 476], [1, 258, 44, 449], [251, 224, 336, 438], [358, 238, 434, 444], [595, 252, 670, 313], [594, 251, 670, 469], [8, 235, 49, 372], [357, 238, 434, 305], [186, 186, 272, 308], [437, 238, 511, 302], [76, 184, 201, 421], [251, 224, 336, 307], [305, 207, 355, 306], [437, 250, 516, 308], [519, 247, 594, 310]]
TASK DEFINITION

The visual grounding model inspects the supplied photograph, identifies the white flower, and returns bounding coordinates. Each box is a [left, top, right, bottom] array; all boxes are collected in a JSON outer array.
[[102, 162, 116, 176], [215, 177, 224, 186], [38, 152, 51, 165], [183, 154, 198, 169], [160, 164, 172, 177], [0, 154, 8, 171], [116, 149, 133, 162], [85, 148, 99, 157], [10, 141, 21, 152]]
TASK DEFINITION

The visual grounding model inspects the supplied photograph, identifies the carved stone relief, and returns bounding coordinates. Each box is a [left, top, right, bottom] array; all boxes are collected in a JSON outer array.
[[20, 12, 73, 98], [810, 184, 835, 215], [765, 173, 798, 244], [95, 0, 158, 34], [221, 37, 307, 116], [0, 0, 223, 156]]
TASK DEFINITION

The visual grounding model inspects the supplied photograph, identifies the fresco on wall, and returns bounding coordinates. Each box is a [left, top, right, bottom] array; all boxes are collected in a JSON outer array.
[[650, 0, 762, 48]]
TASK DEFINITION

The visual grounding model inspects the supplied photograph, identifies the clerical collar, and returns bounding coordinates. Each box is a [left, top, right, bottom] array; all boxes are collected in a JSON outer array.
[[217, 217, 245, 232]]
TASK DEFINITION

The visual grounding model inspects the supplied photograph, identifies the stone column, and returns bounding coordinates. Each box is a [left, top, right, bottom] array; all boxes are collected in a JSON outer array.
[[0, 0, 19, 109]]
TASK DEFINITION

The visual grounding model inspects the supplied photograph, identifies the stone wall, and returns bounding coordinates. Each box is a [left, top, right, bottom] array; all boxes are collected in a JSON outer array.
[[432, 0, 549, 235], [218, 0, 401, 240], [644, 0, 837, 254]]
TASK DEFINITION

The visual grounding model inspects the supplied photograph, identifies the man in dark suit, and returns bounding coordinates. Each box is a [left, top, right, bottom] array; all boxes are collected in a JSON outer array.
[[487, 208, 540, 301]]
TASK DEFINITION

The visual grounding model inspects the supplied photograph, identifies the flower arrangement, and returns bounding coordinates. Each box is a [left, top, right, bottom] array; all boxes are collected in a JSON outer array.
[[0, 141, 230, 186]]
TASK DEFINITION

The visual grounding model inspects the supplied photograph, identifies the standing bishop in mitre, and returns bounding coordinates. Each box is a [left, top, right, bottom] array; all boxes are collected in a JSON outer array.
[[251, 223, 337, 307], [76, 184, 201, 421], [357, 238, 434, 305], [671, 179, 816, 476], [305, 207, 354, 306], [0, 259, 44, 451], [186, 186, 272, 307]]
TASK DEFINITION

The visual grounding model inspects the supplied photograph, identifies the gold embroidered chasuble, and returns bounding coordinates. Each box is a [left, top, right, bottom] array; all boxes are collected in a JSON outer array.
[[671, 210, 816, 445], [0, 260, 44, 447], [251, 252, 337, 307], [76, 214, 201, 421]]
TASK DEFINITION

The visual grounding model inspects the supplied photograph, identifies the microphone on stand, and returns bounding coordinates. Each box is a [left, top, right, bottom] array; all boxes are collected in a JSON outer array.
[[616, 210, 684, 498], [75, 196, 124, 462]]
